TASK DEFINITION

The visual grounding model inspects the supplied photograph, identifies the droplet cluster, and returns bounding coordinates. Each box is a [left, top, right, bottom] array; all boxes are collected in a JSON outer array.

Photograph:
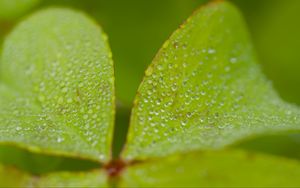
[[124, 5, 300, 159], [0, 9, 114, 161]]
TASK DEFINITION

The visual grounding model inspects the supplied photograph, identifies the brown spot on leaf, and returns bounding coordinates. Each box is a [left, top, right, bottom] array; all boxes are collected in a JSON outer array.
[[104, 159, 126, 177]]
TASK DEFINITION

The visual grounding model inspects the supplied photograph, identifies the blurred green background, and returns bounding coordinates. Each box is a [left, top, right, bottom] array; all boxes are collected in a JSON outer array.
[[0, 0, 299, 173]]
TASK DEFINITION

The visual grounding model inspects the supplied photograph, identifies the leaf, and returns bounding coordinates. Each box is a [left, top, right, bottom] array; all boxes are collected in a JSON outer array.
[[31, 0, 209, 158], [35, 170, 108, 187], [0, 0, 40, 21], [100, 0, 207, 106], [0, 163, 108, 187], [0, 145, 99, 174], [0, 164, 31, 187], [121, 149, 300, 187], [0, 8, 115, 162], [122, 1, 300, 160], [39, 0, 208, 106], [219, 0, 300, 160]]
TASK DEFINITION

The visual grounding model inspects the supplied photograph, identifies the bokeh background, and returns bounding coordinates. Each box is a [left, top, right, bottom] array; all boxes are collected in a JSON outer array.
[[0, 0, 299, 173]]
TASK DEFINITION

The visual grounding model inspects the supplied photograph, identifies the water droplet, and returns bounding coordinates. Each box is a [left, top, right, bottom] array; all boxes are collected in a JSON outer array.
[[99, 154, 105, 160], [208, 48, 216, 54], [173, 42, 179, 49], [156, 99, 162, 105], [157, 65, 163, 70], [230, 57, 237, 64], [171, 84, 178, 91], [225, 66, 230, 72], [57, 137, 64, 143]]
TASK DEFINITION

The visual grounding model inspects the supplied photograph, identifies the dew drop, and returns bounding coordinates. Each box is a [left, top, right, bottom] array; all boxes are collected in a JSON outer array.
[[157, 65, 163, 70], [156, 99, 162, 105], [230, 57, 237, 64], [173, 42, 179, 49], [57, 137, 64, 143], [225, 66, 231, 72], [171, 84, 178, 92], [208, 48, 216, 54], [99, 154, 105, 160]]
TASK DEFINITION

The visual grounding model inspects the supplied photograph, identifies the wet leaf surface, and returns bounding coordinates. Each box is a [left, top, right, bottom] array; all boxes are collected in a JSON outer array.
[[0, 8, 115, 162], [123, 1, 300, 160]]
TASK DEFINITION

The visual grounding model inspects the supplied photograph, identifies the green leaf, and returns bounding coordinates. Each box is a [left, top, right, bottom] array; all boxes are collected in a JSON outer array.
[[122, 1, 300, 160], [39, 0, 208, 106], [35, 170, 108, 187], [231, 0, 300, 105], [121, 149, 300, 187], [0, 164, 31, 187], [0, 8, 115, 162], [0, 0, 40, 21], [0, 145, 99, 174], [98, 0, 207, 106], [0, 163, 108, 187]]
